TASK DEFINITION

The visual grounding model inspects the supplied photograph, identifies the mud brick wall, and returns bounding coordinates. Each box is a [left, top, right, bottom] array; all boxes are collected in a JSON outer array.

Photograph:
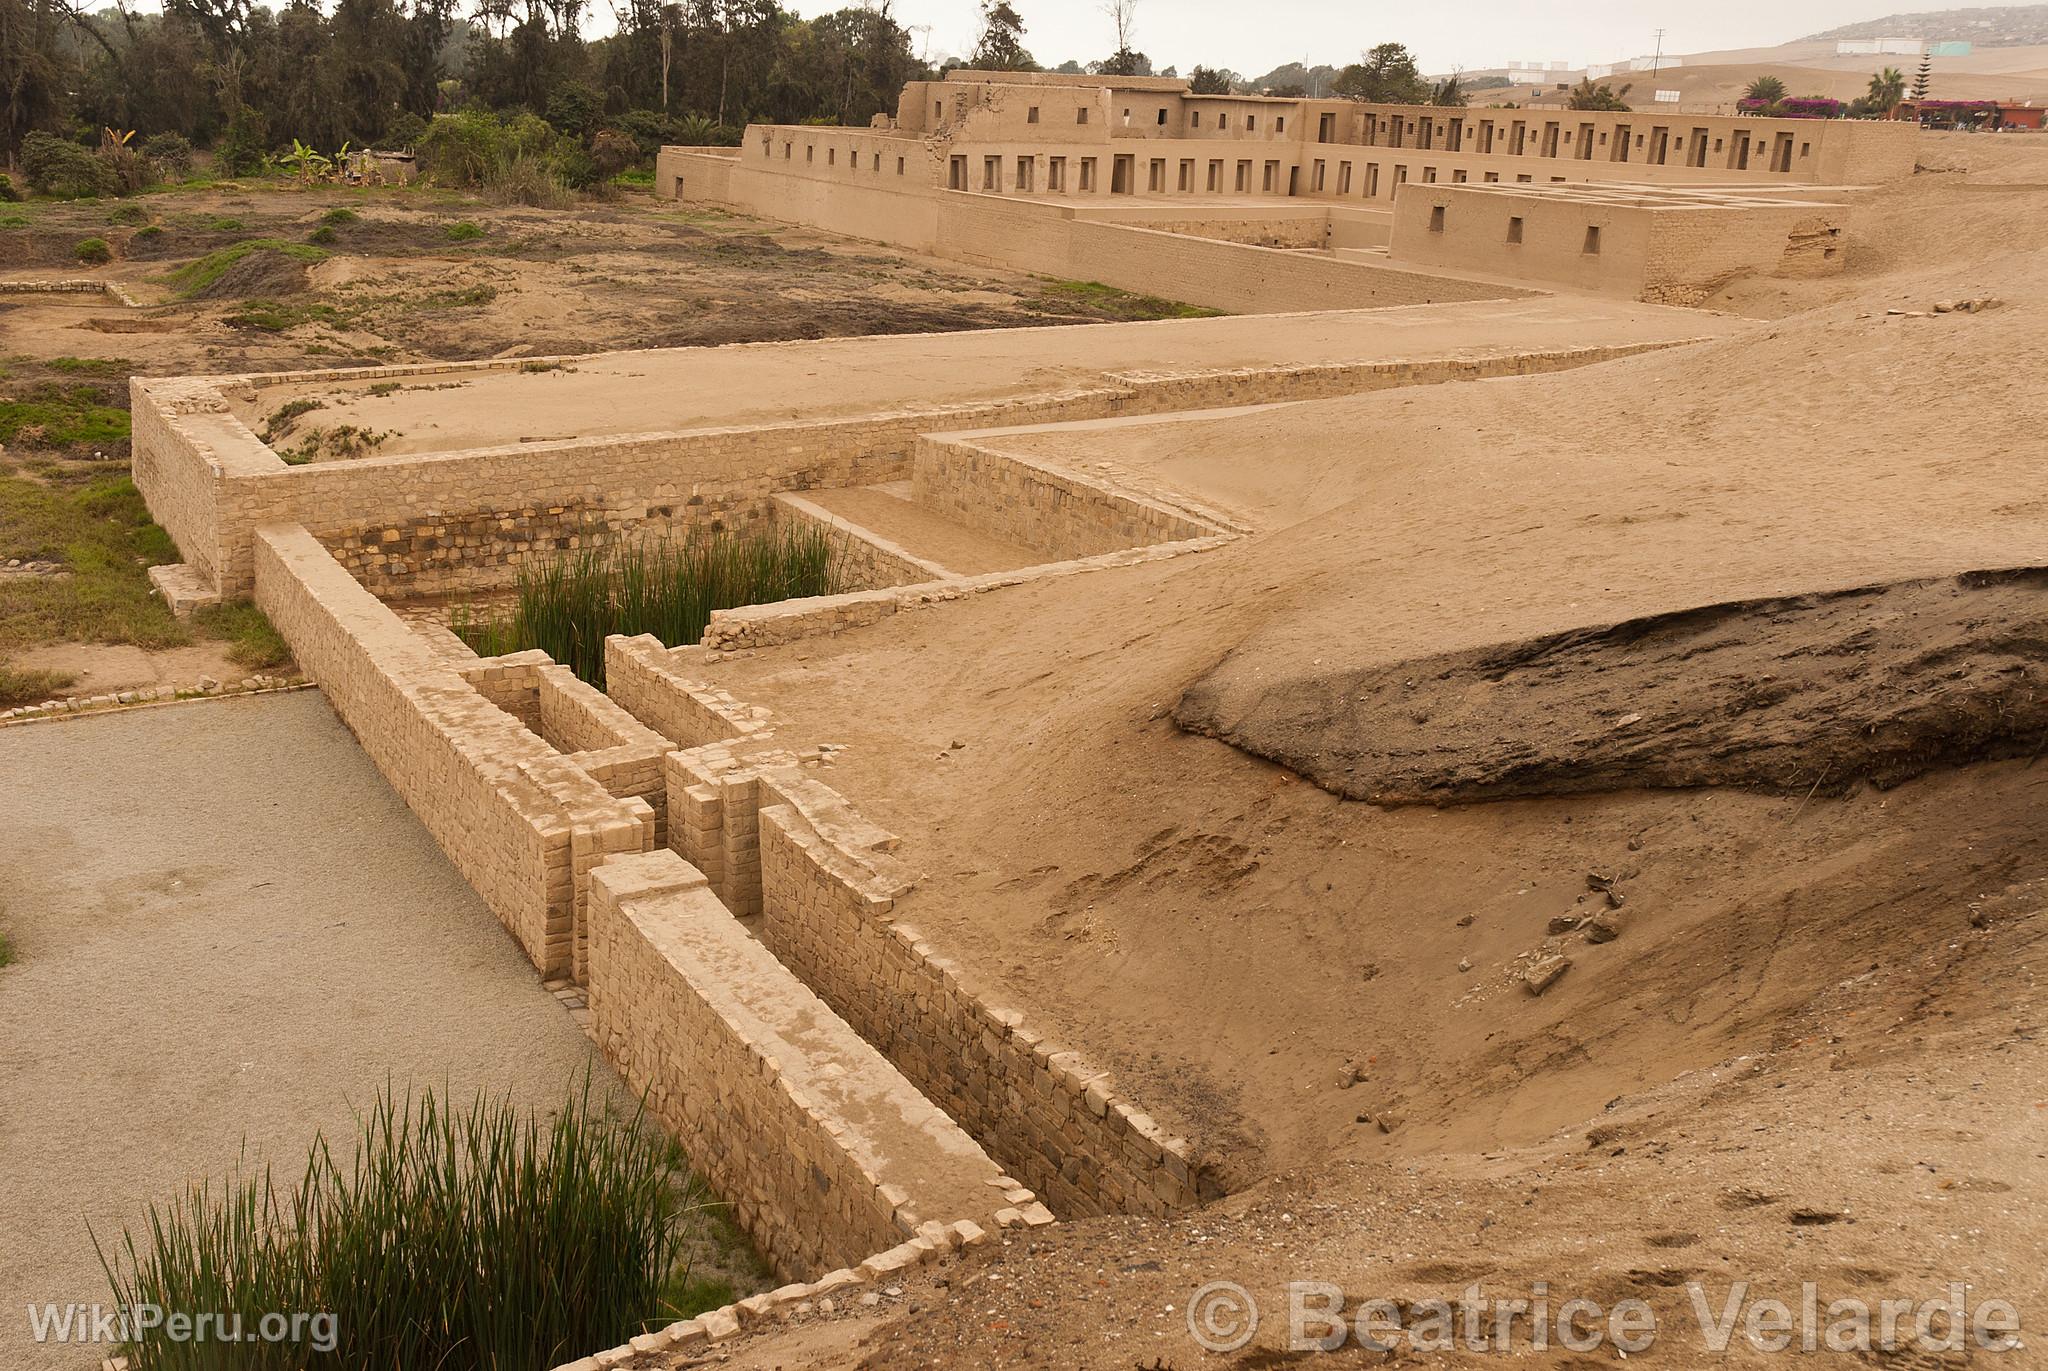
[[605, 634, 778, 749], [911, 440, 1217, 561], [252, 526, 651, 977], [755, 783, 1203, 1219], [771, 493, 949, 589], [586, 852, 1024, 1282]]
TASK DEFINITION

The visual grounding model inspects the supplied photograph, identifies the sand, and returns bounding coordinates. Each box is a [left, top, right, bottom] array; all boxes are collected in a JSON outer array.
[[0, 692, 612, 1370]]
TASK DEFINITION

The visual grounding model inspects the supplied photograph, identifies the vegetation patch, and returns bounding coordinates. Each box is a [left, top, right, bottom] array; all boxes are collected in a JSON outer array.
[[0, 473, 183, 652], [164, 239, 328, 299], [456, 526, 840, 686], [319, 207, 361, 227], [1036, 279, 1225, 321], [260, 398, 325, 444], [0, 383, 131, 450], [73, 237, 113, 264], [443, 220, 486, 241], [0, 664, 75, 708], [98, 1079, 737, 1371], [278, 424, 391, 464], [192, 600, 293, 671], [226, 299, 344, 332]]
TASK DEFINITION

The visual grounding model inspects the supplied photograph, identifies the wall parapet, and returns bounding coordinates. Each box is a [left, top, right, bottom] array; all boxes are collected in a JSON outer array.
[[586, 851, 1039, 1281], [250, 525, 652, 976]]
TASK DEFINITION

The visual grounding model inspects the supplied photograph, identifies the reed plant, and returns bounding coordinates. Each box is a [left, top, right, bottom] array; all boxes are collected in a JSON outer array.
[[454, 524, 839, 686], [97, 1078, 711, 1371]]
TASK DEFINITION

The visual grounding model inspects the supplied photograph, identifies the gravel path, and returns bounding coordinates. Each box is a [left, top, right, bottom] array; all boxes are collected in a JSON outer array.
[[0, 691, 612, 1369]]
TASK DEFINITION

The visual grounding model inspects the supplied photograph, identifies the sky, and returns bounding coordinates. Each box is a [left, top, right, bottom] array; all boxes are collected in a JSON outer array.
[[871, 0, 1939, 76]]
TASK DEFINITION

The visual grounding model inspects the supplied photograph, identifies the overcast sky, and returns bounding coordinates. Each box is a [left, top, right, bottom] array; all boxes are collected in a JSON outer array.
[[880, 0, 1923, 75]]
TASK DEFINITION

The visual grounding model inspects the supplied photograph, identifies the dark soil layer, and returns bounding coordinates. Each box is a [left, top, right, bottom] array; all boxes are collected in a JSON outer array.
[[1176, 568, 2048, 805]]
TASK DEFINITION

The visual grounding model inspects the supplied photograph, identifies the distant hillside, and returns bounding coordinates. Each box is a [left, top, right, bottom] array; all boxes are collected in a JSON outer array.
[[1803, 4, 2048, 45]]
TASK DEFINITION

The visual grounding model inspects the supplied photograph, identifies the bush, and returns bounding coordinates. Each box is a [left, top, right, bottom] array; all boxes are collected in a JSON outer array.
[[0, 173, 19, 202], [443, 219, 484, 241], [99, 1079, 706, 1371], [107, 204, 150, 226], [216, 105, 270, 176], [486, 152, 573, 207], [74, 237, 112, 264], [455, 527, 841, 686], [141, 131, 194, 178], [590, 128, 639, 177], [416, 109, 511, 185], [383, 111, 429, 150], [23, 132, 112, 198], [544, 81, 606, 138]]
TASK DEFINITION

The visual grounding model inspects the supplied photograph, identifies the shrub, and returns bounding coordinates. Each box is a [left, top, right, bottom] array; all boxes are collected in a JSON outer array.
[[74, 237, 113, 264], [416, 109, 510, 184], [443, 219, 484, 241], [486, 151, 573, 207], [383, 111, 428, 150], [0, 173, 19, 202], [455, 526, 840, 686], [590, 128, 639, 177], [614, 109, 681, 157], [141, 131, 194, 177], [98, 1079, 705, 1371], [134, 224, 165, 242], [544, 81, 606, 139], [319, 207, 360, 226], [97, 142, 153, 194], [107, 204, 150, 226], [23, 132, 112, 198], [307, 224, 338, 245], [216, 105, 270, 176]]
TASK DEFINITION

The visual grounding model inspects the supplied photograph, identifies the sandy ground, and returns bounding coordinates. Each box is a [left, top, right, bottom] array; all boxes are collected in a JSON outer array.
[[607, 132, 2048, 1362], [225, 295, 1730, 457], [0, 691, 614, 1370]]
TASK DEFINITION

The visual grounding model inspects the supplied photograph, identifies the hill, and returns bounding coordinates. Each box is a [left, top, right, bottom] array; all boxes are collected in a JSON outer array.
[[1803, 3, 2048, 45]]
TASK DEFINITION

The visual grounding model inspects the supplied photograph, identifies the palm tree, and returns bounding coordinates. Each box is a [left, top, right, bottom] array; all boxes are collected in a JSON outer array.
[[1867, 66, 1907, 113], [1744, 74, 1787, 105]]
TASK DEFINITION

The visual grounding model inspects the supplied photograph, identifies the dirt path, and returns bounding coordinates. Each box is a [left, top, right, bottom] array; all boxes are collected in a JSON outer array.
[[0, 692, 615, 1369]]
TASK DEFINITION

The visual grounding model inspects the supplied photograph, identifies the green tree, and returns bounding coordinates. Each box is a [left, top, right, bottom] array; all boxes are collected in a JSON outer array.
[[1911, 50, 1932, 99], [969, 0, 1032, 71], [1743, 74, 1787, 104], [1867, 66, 1906, 113], [1566, 77, 1631, 111], [1331, 43, 1427, 104], [1429, 73, 1466, 106], [1187, 64, 1234, 94]]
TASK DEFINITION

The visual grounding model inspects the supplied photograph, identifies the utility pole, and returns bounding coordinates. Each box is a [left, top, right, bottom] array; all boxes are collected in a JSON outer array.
[[1649, 28, 1665, 77]]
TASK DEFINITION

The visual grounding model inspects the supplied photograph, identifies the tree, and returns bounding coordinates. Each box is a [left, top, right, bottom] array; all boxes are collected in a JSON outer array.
[[1429, 73, 1466, 106], [1911, 49, 1932, 99], [1867, 65, 1905, 114], [1331, 43, 1426, 105], [969, 0, 1032, 71], [1743, 74, 1786, 105], [1187, 64, 1234, 94], [1565, 77, 1631, 111]]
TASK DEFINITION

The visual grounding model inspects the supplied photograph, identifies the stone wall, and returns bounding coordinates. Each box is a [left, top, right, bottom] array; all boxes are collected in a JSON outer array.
[[587, 851, 1035, 1281], [770, 492, 950, 589], [755, 783, 1208, 1218], [911, 439, 1218, 560], [251, 525, 652, 977]]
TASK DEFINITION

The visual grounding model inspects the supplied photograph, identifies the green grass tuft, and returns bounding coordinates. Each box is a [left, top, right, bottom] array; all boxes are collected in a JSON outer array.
[[0, 382, 130, 449], [97, 1077, 724, 1371], [1038, 278, 1224, 320], [164, 239, 328, 298], [74, 237, 112, 265], [456, 526, 841, 686], [443, 220, 485, 242], [0, 664, 74, 708], [191, 600, 292, 670], [318, 207, 361, 227], [0, 929, 14, 968]]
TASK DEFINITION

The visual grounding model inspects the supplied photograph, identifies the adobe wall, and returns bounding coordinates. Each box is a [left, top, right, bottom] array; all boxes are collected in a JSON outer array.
[[251, 524, 652, 977], [1388, 185, 1846, 303], [671, 147, 1522, 313], [911, 438, 1215, 560], [770, 493, 950, 588], [587, 852, 1031, 1281], [755, 788, 1206, 1217]]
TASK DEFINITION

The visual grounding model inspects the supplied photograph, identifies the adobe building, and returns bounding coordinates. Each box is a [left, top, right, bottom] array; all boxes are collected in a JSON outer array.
[[657, 70, 1908, 307]]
